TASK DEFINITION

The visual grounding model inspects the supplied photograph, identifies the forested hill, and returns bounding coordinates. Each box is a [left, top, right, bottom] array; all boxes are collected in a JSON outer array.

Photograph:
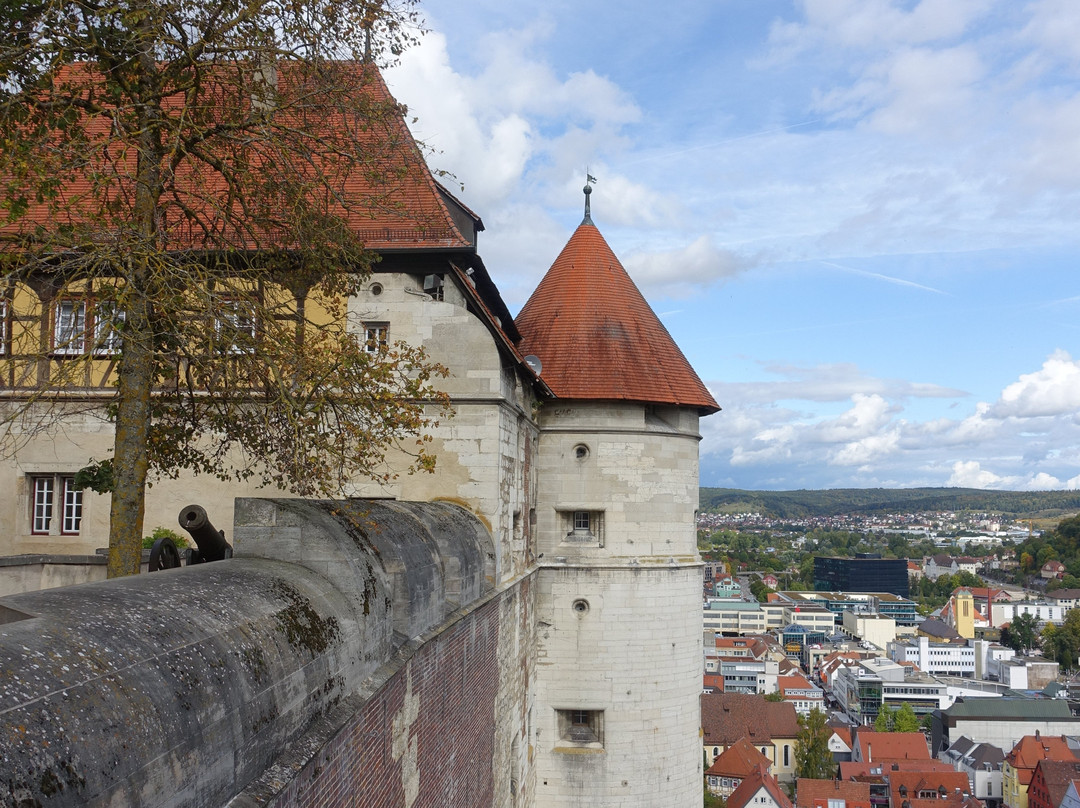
[[699, 487, 1080, 519]]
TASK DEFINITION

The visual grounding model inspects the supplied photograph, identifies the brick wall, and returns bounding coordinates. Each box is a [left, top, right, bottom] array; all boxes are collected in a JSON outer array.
[[265, 580, 532, 808]]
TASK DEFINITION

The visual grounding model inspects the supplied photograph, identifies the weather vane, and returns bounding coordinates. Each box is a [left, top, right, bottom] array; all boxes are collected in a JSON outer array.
[[583, 170, 597, 225]]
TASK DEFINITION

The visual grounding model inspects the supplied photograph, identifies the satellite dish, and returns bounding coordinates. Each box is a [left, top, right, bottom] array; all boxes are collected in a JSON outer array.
[[524, 355, 542, 376]]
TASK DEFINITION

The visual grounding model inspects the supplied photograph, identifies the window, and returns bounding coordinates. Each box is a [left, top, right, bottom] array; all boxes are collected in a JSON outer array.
[[51, 297, 126, 356], [93, 301, 124, 355], [216, 298, 256, 354], [30, 475, 82, 535], [555, 708, 603, 749], [561, 509, 604, 545], [53, 299, 87, 355], [363, 322, 389, 353]]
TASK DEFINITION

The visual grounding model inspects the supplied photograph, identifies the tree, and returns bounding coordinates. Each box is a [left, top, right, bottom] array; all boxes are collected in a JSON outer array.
[[0, 0, 449, 576], [795, 707, 833, 780], [764, 691, 785, 702], [1003, 612, 1039, 654], [892, 702, 920, 733], [874, 704, 894, 732]]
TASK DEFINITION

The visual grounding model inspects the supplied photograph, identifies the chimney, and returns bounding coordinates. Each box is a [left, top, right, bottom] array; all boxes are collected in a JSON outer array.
[[868, 743, 872, 763]]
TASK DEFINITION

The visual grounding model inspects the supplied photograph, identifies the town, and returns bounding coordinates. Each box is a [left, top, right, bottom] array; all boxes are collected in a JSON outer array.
[[698, 509, 1080, 808]]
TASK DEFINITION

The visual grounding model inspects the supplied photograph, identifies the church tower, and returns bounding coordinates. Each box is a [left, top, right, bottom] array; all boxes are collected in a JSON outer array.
[[516, 182, 719, 806]]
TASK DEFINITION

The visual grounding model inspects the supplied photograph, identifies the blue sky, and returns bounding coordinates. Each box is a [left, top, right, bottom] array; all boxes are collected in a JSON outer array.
[[383, 0, 1080, 492]]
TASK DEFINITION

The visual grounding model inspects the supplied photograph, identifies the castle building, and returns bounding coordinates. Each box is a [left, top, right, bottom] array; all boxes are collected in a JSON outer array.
[[0, 67, 718, 807]]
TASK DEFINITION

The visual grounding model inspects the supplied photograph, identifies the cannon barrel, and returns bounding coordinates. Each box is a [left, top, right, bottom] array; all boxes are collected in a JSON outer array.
[[178, 504, 232, 563]]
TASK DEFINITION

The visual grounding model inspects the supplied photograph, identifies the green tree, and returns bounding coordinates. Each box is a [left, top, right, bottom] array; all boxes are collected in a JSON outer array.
[[764, 691, 785, 702], [795, 708, 833, 780], [1003, 612, 1039, 654], [892, 703, 920, 733], [874, 704, 894, 732], [0, 0, 450, 577]]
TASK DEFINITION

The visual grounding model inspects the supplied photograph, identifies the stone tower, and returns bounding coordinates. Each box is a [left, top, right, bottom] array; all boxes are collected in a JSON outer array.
[[515, 185, 719, 806]]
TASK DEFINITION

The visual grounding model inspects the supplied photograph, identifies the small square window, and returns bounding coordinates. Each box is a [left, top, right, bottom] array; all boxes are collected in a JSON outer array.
[[363, 322, 389, 354], [561, 509, 604, 545], [555, 708, 603, 749]]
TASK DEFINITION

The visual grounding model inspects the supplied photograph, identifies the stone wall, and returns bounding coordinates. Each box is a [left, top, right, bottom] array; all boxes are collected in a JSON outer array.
[[0, 499, 533, 808]]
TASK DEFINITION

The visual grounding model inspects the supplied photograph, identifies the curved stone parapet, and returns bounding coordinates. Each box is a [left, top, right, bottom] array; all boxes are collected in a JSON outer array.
[[0, 499, 495, 808]]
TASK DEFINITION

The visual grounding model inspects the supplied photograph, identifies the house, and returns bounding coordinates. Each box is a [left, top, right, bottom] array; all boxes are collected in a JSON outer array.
[[728, 765, 793, 808], [778, 673, 825, 716], [763, 574, 780, 589], [943, 735, 1005, 807], [1061, 779, 1080, 808], [1040, 561, 1065, 580], [1046, 589, 1080, 611], [1001, 734, 1078, 808], [1027, 759, 1080, 808], [706, 739, 774, 799], [828, 724, 854, 763], [850, 729, 931, 765], [887, 770, 972, 808], [796, 778, 872, 808], [702, 693, 801, 782]]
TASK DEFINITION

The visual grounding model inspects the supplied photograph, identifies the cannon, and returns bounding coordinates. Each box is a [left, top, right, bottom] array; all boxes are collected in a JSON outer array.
[[149, 504, 232, 570], [178, 503, 233, 563]]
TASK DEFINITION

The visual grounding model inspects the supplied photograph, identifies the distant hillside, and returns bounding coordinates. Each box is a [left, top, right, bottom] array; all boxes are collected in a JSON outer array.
[[698, 487, 1080, 519]]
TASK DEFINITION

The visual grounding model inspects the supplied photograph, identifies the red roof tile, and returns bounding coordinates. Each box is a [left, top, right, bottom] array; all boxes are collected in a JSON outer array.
[[728, 766, 792, 808], [0, 62, 473, 254], [1006, 735, 1078, 784], [796, 779, 871, 808], [701, 693, 800, 747], [852, 730, 930, 763], [707, 738, 773, 778], [515, 222, 719, 412]]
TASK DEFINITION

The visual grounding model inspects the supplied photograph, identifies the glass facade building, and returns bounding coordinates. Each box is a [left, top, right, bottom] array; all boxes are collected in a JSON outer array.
[[813, 555, 910, 598]]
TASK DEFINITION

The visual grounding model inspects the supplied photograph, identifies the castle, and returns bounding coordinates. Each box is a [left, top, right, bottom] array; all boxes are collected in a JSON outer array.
[[0, 69, 718, 807]]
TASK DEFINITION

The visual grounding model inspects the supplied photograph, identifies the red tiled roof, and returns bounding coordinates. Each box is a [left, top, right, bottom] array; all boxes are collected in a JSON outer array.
[[887, 770, 970, 806], [840, 761, 954, 779], [515, 222, 719, 412], [702, 693, 800, 746], [728, 766, 792, 808], [796, 778, 871, 808], [1006, 735, 1078, 784], [0, 62, 474, 254], [707, 738, 773, 778], [853, 730, 930, 763], [778, 674, 817, 693]]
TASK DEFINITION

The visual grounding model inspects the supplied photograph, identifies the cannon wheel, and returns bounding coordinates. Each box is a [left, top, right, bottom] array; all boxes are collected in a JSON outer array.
[[149, 537, 182, 572]]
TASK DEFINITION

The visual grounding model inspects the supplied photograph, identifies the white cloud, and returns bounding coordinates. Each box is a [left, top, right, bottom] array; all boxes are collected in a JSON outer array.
[[991, 350, 1080, 418], [947, 460, 1006, 488], [622, 235, 745, 298], [702, 352, 1080, 489]]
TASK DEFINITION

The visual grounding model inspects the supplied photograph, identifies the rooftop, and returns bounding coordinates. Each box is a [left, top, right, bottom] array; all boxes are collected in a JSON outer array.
[[515, 220, 719, 413]]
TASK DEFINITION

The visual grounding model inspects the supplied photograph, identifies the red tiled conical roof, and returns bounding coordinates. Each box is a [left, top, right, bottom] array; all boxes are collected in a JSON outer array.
[[515, 222, 719, 413]]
